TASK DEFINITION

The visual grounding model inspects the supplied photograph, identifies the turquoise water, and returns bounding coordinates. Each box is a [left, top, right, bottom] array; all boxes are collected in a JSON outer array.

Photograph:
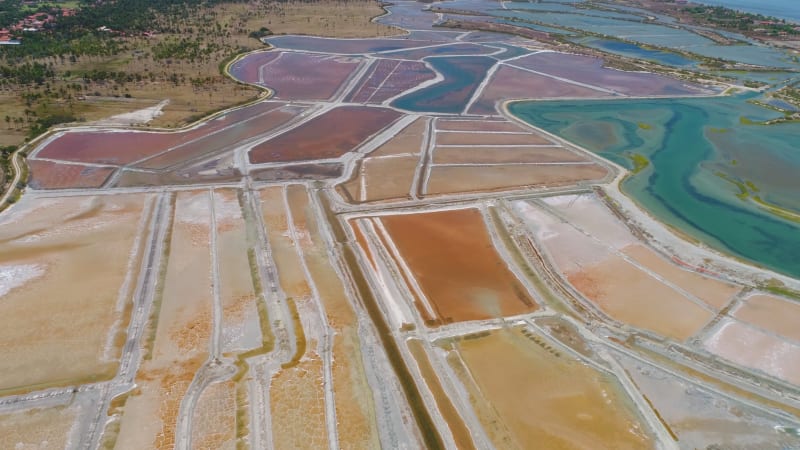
[[578, 38, 698, 67], [488, 8, 799, 69], [696, 0, 800, 22], [391, 56, 495, 113], [509, 96, 800, 278]]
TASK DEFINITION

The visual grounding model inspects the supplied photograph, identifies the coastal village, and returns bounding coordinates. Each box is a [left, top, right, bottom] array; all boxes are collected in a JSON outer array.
[[0, 4, 75, 45]]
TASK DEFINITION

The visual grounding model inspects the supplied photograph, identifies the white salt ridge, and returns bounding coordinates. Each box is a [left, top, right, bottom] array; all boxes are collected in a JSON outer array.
[[0, 264, 45, 297], [175, 192, 212, 225], [213, 191, 243, 222]]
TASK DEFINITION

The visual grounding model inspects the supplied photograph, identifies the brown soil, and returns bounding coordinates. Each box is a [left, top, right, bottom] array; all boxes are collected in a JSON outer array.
[[285, 185, 381, 449], [260, 186, 313, 301], [28, 160, 115, 189], [249, 106, 402, 164], [115, 190, 213, 450], [190, 381, 237, 450]]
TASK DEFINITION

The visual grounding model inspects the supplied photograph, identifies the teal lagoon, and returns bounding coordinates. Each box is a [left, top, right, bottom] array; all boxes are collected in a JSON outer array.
[[577, 37, 698, 67], [509, 95, 800, 278], [391, 56, 495, 113]]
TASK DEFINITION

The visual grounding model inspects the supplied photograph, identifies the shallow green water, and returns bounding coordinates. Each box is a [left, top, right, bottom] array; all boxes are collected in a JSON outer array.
[[509, 95, 800, 278]]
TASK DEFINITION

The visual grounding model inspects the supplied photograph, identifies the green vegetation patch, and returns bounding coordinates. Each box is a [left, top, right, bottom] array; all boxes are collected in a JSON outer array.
[[627, 153, 650, 174]]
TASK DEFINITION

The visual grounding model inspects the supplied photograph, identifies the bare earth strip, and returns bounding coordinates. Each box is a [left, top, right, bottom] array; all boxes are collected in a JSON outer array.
[[214, 189, 262, 353], [284, 185, 382, 449], [115, 190, 213, 450]]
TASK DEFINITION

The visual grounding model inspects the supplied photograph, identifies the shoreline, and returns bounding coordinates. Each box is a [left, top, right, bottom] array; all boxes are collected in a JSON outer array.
[[500, 98, 800, 293]]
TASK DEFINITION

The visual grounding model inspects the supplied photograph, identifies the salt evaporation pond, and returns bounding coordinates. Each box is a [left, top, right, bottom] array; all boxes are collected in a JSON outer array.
[[391, 56, 496, 113], [509, 95, 800, 278], [490, 8, 798, 69], [576, 37, 698, 67]]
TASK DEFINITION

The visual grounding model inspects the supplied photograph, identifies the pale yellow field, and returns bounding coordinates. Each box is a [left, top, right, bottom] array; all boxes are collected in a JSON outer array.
[[447, 328, 653, 449], [0, 194, 149, 393], [0, 403, 80, 450]]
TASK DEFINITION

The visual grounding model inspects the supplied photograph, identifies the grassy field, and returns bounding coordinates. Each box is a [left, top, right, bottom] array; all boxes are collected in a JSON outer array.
[[0, 0, 399, 145]]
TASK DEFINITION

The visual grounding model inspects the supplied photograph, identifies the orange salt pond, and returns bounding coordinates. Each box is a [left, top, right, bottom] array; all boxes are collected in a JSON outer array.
[[380, 208, 536, 323]]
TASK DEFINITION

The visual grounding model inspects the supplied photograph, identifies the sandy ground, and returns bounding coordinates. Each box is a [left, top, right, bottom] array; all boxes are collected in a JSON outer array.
[[338, 116, 428, 203], [436, 131, 553, 146], [448, 328, 653, 449], [91, 100, 169, 127], [362, 156, 419, 201], [703, 319, 800, 386], [260, 187, 314, 301], [623, 244, 739, 310], [436, 119, 526, 132], [518, 197, 736, 340], [0, 194, 148, 392], [380, 208, 537, 323], [545, 194, 740, 310], [0, 402, 81, 450], [543, 194, 641, 249], [190, 381, 237, 450]]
